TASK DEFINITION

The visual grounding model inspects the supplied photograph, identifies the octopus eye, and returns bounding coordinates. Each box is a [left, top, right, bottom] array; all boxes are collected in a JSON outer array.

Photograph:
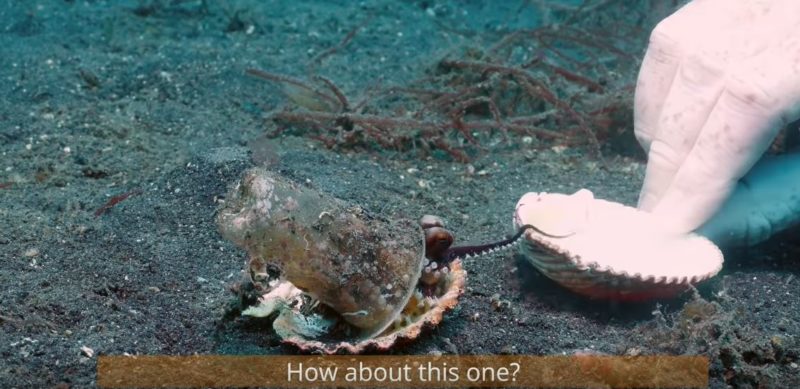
[[424, 226, 454, 261], [428, 229, 453, 246]]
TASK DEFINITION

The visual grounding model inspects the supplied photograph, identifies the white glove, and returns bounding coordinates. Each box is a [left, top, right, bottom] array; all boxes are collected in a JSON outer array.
[[634, 0, 800, 238]]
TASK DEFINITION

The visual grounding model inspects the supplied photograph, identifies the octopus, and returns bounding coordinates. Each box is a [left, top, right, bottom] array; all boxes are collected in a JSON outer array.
[[217, 168, 533, 353]]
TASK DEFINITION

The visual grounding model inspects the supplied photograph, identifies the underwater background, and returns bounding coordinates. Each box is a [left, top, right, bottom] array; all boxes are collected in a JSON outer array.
[[1, 0, 798, 387]]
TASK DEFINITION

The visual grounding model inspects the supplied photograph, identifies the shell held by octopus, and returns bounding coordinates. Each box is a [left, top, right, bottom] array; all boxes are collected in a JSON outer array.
[[513, 189, 724, 301], [217, 168, 465, 353]]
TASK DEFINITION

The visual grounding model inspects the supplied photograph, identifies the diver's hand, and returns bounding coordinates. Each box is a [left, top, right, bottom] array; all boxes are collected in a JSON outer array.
[[634, 0, 800, 234]]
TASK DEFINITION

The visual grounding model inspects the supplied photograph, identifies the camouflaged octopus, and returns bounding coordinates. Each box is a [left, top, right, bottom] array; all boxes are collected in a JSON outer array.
[[216, 168, 534, 353]]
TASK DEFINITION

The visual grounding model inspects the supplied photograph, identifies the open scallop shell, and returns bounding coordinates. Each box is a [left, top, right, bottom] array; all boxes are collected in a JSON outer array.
[[513, 189, 723, 300], [272, 260, 466, 354]]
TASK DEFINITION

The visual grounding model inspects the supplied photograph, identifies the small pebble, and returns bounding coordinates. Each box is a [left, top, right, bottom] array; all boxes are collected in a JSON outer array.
[[499, 345, 516, 355], [80, 346, 94, 358], [465, 164, 475, 175]]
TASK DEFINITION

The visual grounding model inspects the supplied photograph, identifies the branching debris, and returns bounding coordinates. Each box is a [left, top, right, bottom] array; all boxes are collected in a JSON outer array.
[[247, 1, 675, 162]]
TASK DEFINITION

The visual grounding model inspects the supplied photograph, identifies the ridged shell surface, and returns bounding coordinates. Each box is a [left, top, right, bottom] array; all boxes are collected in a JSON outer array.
[[513, 190, 724, 300]]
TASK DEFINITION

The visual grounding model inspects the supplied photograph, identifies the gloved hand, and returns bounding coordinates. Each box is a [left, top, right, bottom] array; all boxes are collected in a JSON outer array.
[[634, 0, 800, 245]]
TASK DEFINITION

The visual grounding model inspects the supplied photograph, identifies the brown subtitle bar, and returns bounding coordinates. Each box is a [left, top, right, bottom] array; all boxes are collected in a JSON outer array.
[[97, 354, 708, 388]]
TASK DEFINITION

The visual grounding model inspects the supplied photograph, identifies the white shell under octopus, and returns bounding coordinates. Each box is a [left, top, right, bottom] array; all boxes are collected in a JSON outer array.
[[513, 189, 724, 300]]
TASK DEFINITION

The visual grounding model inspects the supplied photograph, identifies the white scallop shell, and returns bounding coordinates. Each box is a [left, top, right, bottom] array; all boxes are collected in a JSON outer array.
[[513, 189, 724, 300]]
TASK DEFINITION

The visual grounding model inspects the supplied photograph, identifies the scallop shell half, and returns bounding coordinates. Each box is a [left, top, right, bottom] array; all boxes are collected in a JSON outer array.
[[513, 189, 724, 300], [270, 260, 466, 354]]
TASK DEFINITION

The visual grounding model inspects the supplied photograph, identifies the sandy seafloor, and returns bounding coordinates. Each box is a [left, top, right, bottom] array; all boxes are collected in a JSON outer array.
[[0, 1, 798, 388]]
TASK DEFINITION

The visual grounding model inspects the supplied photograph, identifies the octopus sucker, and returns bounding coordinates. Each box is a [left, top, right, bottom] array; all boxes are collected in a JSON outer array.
[[513, 189, 724, 301]]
